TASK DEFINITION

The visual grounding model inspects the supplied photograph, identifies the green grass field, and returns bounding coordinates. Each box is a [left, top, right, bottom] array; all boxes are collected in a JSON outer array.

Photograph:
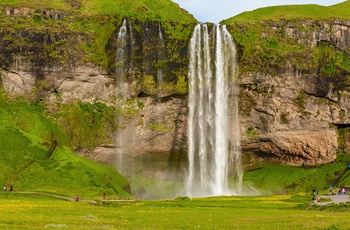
[[0, 192, 349, 229]]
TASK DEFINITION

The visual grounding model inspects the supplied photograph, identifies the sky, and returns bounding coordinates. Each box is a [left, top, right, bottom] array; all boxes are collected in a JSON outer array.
[[171, 0, 345, 23]]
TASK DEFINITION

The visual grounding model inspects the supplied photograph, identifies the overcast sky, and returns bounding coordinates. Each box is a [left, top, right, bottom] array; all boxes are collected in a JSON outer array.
[[171, 0, 345, 23]]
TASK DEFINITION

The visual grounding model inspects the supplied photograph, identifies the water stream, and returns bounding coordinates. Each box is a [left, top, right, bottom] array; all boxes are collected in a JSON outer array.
[[186, 24, 242, 197]]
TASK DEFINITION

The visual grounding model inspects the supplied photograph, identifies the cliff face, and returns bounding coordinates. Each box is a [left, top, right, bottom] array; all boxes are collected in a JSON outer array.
[[237, 19, 350, 164], [1, 8, 350, 165]]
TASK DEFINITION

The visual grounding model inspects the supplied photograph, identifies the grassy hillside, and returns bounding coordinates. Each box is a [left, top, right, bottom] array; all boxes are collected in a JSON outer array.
[[243, 154, 350, 195], [0, 91, 130, 200], [223, 0, 350, 22], [0, 0, 196, 23]]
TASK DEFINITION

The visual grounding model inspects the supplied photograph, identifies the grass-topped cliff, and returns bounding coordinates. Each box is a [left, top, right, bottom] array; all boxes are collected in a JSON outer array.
[[0, 0, 196, 69], [0, 0, 196, 23]]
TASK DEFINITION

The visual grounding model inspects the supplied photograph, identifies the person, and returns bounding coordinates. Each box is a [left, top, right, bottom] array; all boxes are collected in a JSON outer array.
[[2, 187, 5, 192], [75, 194, 80, 202], [317, 196, 320, 203], [103, 192, 106, 200], [302, 161, 306, 168]]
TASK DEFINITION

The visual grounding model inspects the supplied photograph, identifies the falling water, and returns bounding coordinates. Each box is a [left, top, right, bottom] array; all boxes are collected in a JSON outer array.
[[157, 22, 166, 102], [116, 19, 128, 84], [157, 22, 165, 84], [115, 18, 130, 174], [186, 24, 242, 197]]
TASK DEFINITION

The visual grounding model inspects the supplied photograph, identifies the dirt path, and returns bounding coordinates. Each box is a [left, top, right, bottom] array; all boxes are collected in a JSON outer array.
[[317, 195, 350, 205], [11, 191, 135, 204], [13, 191, 97, 204]]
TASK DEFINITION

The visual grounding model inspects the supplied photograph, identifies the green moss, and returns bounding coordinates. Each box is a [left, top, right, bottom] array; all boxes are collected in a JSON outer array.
[[174, 75, 188, 94], [293, 92, 306, 112], [337, 126, 350, 152], [148, 123, 168, 131], [280, 113, 289, 124], [245, 128, 257, 136], [141, 75, 157, 95]]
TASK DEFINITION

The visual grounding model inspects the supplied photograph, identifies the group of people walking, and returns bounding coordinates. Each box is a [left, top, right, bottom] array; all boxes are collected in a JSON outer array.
[[329, 186, 348, 195]]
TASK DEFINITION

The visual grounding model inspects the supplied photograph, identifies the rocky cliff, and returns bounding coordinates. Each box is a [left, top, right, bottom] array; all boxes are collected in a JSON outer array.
[[236, 19, 350, 164], [1, 5, 350, 166]]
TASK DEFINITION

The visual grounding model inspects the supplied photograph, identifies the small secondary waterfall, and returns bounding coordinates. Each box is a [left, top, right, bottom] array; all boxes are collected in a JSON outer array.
[[157, 21, 165, 85], [157, 22, 166, 102], [186, 24, 242, 197], [116, 19, 128, 84]]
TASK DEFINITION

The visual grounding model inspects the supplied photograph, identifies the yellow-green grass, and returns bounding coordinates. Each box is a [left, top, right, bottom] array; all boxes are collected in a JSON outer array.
[[0, 192, 349, 229]]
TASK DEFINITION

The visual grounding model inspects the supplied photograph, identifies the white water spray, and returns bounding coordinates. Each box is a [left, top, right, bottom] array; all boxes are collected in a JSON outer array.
[[186, 24, 242, 197]]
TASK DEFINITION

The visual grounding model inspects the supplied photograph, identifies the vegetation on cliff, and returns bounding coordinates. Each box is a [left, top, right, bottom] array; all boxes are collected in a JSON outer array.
[[223, 1, 350, 78], [0, 0, 196, 96], [0, 0, 196, 67]]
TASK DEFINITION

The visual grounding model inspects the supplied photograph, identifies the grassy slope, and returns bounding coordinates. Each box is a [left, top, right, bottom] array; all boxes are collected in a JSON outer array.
[[223, 0, 350, 22], [243, 154, 350, 195], [0, 0, 196, 23], [0, 98, 129, 200]]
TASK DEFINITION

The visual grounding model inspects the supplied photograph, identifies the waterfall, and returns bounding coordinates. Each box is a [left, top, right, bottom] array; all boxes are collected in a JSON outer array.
[[116, 19, 128, 85], [157, 22, 166, 102], [157, 21, 165, 85], [186, 24, 242, 197], [115, 18, 133, 174]]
